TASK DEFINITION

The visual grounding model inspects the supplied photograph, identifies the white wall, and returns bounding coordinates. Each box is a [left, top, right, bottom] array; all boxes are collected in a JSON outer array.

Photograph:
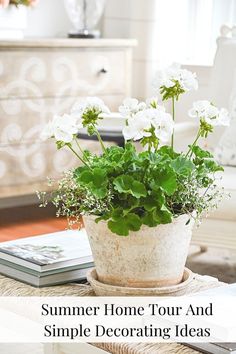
[[24, 0, 71, 38], [103, 0, 213, 122], [103, 0, 205, 100], [103, 0, 162, 100]]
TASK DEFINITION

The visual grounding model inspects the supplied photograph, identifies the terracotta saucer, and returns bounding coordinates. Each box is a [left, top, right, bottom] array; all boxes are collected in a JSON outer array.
[[87, 268, 194, 296]]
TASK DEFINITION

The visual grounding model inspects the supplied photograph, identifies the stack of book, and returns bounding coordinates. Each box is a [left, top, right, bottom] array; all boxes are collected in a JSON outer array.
[[187, 343, 236, 354], [0, 229, 94, 287]]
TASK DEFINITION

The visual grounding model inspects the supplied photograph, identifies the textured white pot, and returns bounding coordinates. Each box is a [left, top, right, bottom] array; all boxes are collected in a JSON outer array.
[[83, 214, 194, 288], [0, 5, 27, 39]]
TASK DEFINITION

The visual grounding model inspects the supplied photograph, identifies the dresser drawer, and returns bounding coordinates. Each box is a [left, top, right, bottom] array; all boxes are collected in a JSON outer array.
[[0, 49, 128, 99], [0, 139, 107, 188]]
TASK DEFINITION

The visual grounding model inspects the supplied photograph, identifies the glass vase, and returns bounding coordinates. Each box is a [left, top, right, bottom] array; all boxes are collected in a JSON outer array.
[[64, 0, 106, 38]]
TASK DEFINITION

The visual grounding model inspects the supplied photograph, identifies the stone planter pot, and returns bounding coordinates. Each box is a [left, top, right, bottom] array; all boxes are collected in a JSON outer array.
[[83, 214, 194, 288], [0, 6, 27, 40]]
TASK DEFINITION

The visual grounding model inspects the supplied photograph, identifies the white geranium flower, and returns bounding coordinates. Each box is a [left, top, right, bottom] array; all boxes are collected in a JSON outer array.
[[188, 100, 230, 126], [154, 63, 179, 89], [41, 114, 81, 143], [150, 110, 174, 143], [122, 107, 174, 143], [153, 63, 198, 93], [122, 110, 152, 141], [54, 114, 81, 143], [119, 97, 146, 118], [141, 107, 165, 121], [71, 97, 110, 117], [188, 100, 210, 118], [179, 68, 198, 91]]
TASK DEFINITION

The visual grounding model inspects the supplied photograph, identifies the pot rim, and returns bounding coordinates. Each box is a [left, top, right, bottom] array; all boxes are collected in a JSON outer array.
[[82, 212, 195, 230]]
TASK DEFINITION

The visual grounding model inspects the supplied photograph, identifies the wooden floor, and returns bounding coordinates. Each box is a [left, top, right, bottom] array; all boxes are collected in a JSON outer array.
[[0, 204, 67, 242]]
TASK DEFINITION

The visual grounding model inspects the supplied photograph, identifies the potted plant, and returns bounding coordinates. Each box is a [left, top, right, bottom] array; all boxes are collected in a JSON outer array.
[[39, 64, 229, 288], [0, 0, 38, 39]]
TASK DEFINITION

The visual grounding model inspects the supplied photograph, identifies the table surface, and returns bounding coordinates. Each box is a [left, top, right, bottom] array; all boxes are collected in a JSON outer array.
[[0, 273, 223, 354]]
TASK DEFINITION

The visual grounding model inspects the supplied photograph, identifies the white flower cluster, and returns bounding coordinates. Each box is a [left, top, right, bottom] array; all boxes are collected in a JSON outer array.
[[40, 114, 80, 143], [71, 97, 110, 117], [119, 98, 146, 118], [188, 100, 230, 127], [41, 97, 109, 143], [120, 98, 174, 143], [153, 63, 198, 92]]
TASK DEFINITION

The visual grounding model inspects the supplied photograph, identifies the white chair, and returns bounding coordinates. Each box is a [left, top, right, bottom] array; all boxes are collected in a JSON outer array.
[[188, 25, 236, 251]]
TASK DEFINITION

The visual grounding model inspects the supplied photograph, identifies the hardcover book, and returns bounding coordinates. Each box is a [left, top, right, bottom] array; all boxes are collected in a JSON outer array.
[[0, 229, 93, 271], [0, 229, 94, 287], [187, 343, 236, 354]]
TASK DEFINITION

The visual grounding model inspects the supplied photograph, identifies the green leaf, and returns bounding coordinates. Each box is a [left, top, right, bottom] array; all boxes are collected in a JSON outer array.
[[108, 220, 130, 236], [125, 213, 142, 231], [123, 142, 136, 157], [191, 145, 224, 175], [113, 175, 147, 198], [155, 208, 172, 224], [122, 197, 140, 216], [151, 167, 177, 196], [95, 214, 110, 223], [142, 196, 159, 212], [141, 189, 172, 226], [142, 211, 159, 227], [113, 175, 131, 193], [171, 156, 195, 176], [77, 168, 108, 198], [79, 168, 106, 186], [111, 208, 123, 221], [158, 146, 179, 159], [108, 213, 142, 236], [132, 180, 147, 198], [142, 191, 165, 212], [73, 165, 88, 178], [190, 145, 213, 158], [142, 208, 172, 227], [203, 160, 224, 173]]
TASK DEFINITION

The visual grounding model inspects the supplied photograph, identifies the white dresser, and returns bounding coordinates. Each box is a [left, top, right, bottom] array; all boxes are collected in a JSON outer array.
[[0, 38, 136, 207]]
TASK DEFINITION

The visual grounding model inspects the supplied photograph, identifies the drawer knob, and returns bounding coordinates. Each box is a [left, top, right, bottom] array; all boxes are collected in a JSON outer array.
[[99, 68, 108, 74]]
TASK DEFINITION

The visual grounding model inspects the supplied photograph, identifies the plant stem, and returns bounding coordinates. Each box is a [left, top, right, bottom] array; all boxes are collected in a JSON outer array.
[[75, 138, 90, 163], [94, 127, 106, 153], [185, 129, 201, 158], [67, 145, 90, 168], [171, 96, 175, 149], [75, 139, 84, 156]]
